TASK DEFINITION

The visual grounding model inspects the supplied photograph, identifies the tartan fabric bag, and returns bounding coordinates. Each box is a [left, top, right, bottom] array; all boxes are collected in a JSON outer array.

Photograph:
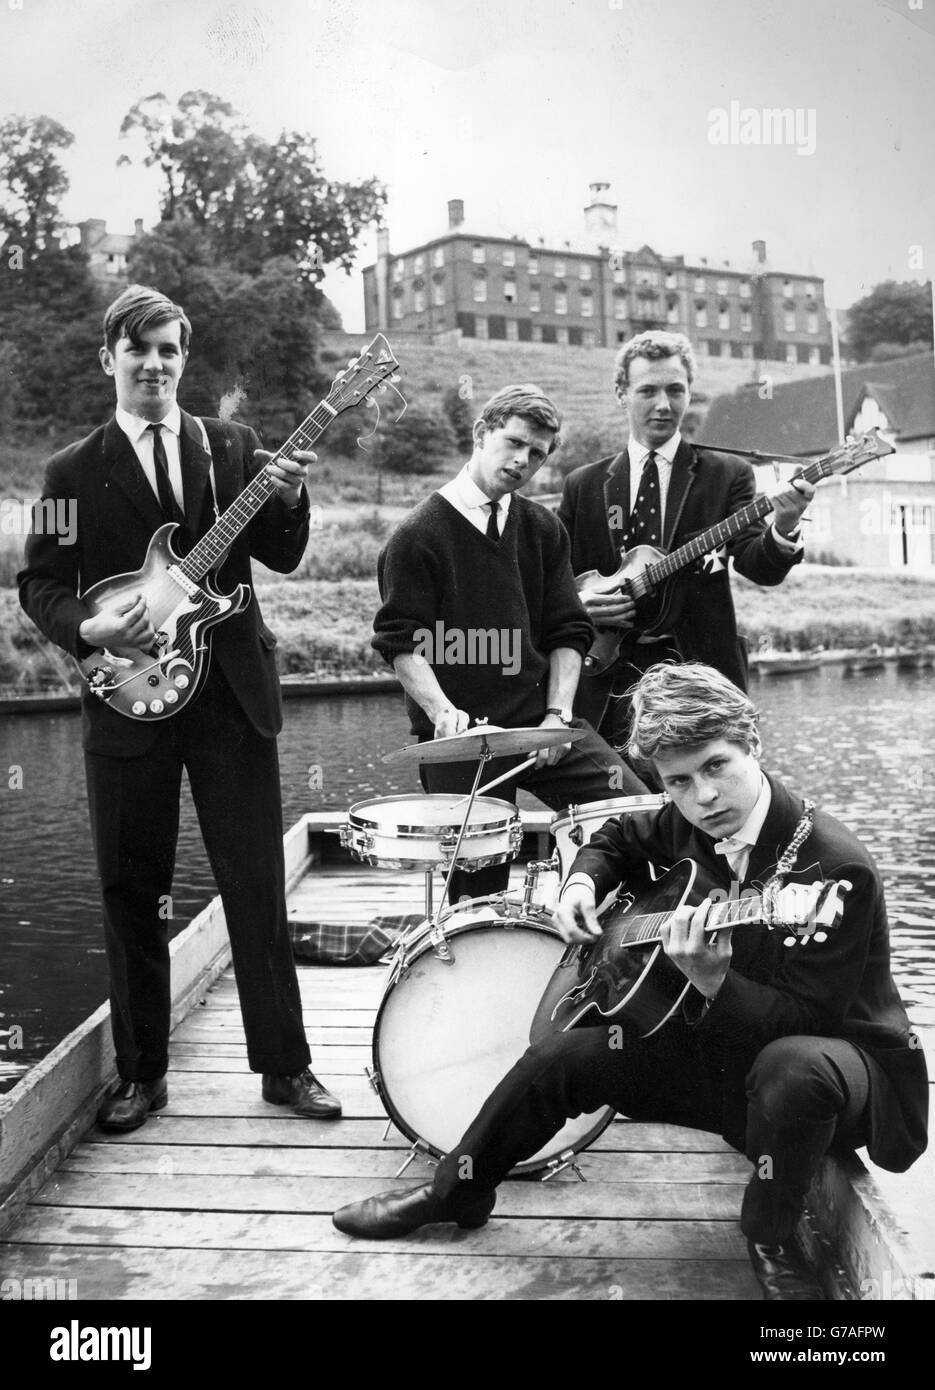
[[290, 913, 424, 965]]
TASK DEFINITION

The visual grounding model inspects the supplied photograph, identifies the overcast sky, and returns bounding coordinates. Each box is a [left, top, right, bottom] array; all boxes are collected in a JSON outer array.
[[1, 0, 933, 330]]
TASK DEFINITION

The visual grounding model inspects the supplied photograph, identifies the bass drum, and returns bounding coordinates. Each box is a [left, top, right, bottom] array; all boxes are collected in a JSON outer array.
[[372, 899, 614, 1176]]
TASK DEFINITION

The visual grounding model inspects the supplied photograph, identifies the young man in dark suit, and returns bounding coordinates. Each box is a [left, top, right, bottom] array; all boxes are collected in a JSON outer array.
[[332, 663, 928, 1301], [18, 284, 341, 1129], [558, 331, 814, 743]]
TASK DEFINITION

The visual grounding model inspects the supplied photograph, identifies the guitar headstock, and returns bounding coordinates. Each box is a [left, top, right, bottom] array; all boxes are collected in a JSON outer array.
[[326, 334, 401, 415], [767, 878, 851, 947], [817, 428, 895, 480]]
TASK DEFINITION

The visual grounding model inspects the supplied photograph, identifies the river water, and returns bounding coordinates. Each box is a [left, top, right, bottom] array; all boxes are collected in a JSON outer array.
[[1, 664, 934, 1091]]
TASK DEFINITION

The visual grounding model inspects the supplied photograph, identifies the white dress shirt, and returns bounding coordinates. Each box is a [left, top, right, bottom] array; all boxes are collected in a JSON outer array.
[[116, 404, 185, 512], [438, 465, 510, 536]]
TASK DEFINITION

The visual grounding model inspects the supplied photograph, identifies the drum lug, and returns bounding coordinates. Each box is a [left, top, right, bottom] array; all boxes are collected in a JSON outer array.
[[428, 924, 454, 963], [364, 1064, 381, 1095], [395, 1140, 439, 1179], [540, 1150, 587, 1182]]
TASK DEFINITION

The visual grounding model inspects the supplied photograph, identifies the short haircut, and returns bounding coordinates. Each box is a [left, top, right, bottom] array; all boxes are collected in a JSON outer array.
[[628, 662, 760, 762], [614, 330, 696, 393], [478, 383, 562, 455], [102, 284, 192, 356]]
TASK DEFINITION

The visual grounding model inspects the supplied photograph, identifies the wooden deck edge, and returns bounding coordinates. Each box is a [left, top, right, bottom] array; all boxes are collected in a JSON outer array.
[[0, 821, 318, 1238], [801, 1153, 933, 1302]]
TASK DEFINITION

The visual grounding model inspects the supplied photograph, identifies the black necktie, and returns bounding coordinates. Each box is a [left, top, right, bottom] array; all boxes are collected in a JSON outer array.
[[148, 423, 185, 526], [625, 450, 661, 549], [485, 499, 501, 542]]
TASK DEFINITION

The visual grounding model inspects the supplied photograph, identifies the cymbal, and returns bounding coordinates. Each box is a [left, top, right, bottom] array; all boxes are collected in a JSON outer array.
[[383, 723, 587, 766]]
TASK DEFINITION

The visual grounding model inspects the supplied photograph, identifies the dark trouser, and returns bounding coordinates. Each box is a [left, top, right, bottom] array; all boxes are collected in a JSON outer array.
[[432, 1024, 873, 1245], [419, 718, 648, 904], [84, 667, 310, 1082], [574, 638, 681, 767]]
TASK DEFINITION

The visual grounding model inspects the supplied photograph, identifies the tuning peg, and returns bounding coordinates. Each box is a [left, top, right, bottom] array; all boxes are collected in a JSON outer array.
[[813, 931, 827, 943], [348, 357, 359, 368], [783, 935, 797, 948]]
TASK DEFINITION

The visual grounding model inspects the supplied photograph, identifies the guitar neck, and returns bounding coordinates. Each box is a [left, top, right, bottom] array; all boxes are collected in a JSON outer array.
[[643, 451, 833, 588], [179, 402, 337, 581], [620, 892, 767, 947]]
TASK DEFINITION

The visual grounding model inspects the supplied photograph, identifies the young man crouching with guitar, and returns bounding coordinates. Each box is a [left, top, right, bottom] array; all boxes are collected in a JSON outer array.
[[333, 662, 928, 1300]]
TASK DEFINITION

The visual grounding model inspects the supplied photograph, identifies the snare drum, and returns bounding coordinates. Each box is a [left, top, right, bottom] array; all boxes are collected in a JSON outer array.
[[550, 794, 667, 883], [340, 794, 523, 872], [371, 898, 615, 1176]]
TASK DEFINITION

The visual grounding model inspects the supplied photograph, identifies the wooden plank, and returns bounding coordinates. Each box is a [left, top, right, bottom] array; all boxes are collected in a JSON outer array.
[[166, 1049, 371, 1074], [27, 1171, 747, 1219], [0, 1244, 760, 1300], [170, 1027, 373, 1046], [59, 1142, 751, 1183], [5, 1206, 749, 1259]]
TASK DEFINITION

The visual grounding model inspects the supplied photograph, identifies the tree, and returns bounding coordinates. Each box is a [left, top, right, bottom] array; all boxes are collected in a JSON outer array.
[[442, 385, 475, 451], [118, 91, 386, 287], [0, 114, 74, 251], [844, 281, 933, 362], [376, 402, 457, 475]]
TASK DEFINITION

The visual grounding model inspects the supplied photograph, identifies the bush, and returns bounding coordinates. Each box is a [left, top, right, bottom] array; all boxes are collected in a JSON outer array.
[[441, 385, 475, 452], [552, 423, 619, 479], [376, 402, 458, 475]]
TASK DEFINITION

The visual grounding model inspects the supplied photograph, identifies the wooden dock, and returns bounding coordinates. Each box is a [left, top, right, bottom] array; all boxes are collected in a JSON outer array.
[[1, 814, 932, 1301]]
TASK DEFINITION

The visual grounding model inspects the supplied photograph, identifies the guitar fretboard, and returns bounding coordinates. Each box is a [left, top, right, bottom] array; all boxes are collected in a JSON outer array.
[[620, 892, 767, 947], [179, 403, 337, 581]]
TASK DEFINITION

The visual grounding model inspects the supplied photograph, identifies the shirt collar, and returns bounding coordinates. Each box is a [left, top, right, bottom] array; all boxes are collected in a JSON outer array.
[[116, 403, 182, 444], [452, 463, 511, 516], [717, 772, 771, 852], [627, 430, 681, 470]]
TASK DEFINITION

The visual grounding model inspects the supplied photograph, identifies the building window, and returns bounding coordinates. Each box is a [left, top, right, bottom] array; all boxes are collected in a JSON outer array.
[[532, 325, 543, 342], [614, 297, 627, 321], [613, 267, 626, 285], [784, 308, 796, 332], [716, 278, 729, 295], [472, 243, 486, 264], [807, 310, 819, 334], [413, 287, 426, 313], [581, 292, 594, 317], [638, 270, 659, 288], [504, 278, 517, 304], [696, 340, 708, 356], [413, 254, 425, 274], [554, 258, 566, 277], [475, 316, 488, 339], [695, 304, 708, 328], [739, 279, 751, 299], [665, 271, 678, 289], [719, 340, 730, 357], [473, 277, 487, 303], [718, 306, 730, 330], [556, 326, 569, 345], [786, 344, 797, 364], [555, 290, 568, 315], [809, 345, 821, 365], [741, 343, 754, 360], [502, 246, 516, 267], [740, 309, 752, 333], [391, 297, 403, 321], [783, 278, 793, 298], [528, 254, 539, 274], [582, 329, 596, 347], [506, 318, 518, 341], [433, 246, 445, 268], [694, 275, 705, 293], [667, 299, 679, 325], [433, 281, 445, 307], [530, 287, 541, 312], [580, 262, 592, 281], [392, 260, 404, 282]]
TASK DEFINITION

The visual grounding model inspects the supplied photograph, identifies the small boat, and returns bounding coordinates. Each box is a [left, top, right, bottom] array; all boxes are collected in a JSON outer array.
[[751, 638, 823, 676], [895, 647, 934, 672], [844, 644, 886, 674]]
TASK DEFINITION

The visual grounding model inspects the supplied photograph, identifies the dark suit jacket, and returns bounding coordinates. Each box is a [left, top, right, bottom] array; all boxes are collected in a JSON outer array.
[[557, 440, 802, 701], [571, 774, 929, 1173], [18, 410, 310, 755]]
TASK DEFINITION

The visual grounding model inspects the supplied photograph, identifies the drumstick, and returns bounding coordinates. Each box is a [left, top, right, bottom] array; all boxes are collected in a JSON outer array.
[[452, 754, 538, 806]]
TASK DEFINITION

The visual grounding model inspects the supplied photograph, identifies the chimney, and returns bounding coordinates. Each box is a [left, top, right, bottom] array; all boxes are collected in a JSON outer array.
[[78, 217, 106, 250], [134, 218, 144, 237], [752, 239, 767, 264], [448, 198, 464, 230]]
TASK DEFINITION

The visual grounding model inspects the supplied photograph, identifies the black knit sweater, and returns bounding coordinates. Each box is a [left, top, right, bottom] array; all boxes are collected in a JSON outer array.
[[373, 492, 593, 737]]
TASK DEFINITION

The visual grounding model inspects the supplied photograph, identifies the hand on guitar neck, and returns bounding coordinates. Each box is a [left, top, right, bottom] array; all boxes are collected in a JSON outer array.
[[554, 880, 731, 1000]]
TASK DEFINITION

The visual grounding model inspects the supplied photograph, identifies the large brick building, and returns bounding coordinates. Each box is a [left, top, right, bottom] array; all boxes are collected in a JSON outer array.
[[363, 187, 833, 365]]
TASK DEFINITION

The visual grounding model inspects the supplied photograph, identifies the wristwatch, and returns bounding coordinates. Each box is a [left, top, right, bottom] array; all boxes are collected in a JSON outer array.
[[546, 706, 574, 725]]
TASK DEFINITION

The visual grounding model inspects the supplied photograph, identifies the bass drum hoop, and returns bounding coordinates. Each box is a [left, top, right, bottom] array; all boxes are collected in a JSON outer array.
[[372, 906, 615, 1177]]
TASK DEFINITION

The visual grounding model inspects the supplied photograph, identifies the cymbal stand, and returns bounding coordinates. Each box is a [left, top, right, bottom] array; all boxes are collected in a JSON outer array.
[[426, 740, 493, 961]]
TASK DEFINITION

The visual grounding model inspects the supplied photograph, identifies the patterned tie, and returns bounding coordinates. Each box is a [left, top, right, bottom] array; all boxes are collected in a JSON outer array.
[[485, 499, 501, 542], [624, 450, 661, 549], [148, 423, 186, 527]]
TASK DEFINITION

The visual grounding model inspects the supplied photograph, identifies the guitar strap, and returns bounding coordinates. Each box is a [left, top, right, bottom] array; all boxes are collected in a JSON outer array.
[[761, 799, 815, 918], [194, 416, 220, 519]]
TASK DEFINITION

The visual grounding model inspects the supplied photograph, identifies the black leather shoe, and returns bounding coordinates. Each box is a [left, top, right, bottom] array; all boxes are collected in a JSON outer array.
[[748, 1240, 826, 1300], [262, 1068, 342, 1119], [333, 1182, 496, 1239], [98, 1078, 168, 1133]]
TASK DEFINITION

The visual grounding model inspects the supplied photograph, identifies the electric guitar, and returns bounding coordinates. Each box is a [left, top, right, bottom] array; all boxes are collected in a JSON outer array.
[[77, 335, 400, 720], [577, 428, 895, 674], [530, 858, 849, 1041]]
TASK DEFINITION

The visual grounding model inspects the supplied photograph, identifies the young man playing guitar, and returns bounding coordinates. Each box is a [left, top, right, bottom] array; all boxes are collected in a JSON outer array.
[[558, 331, 814, 745], [333, 663, 928, 1300], [18, 284, 342, 1130]]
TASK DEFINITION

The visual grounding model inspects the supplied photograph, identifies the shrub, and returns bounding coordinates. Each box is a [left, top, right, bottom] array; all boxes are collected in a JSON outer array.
[[376, 402, 458, 475]]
